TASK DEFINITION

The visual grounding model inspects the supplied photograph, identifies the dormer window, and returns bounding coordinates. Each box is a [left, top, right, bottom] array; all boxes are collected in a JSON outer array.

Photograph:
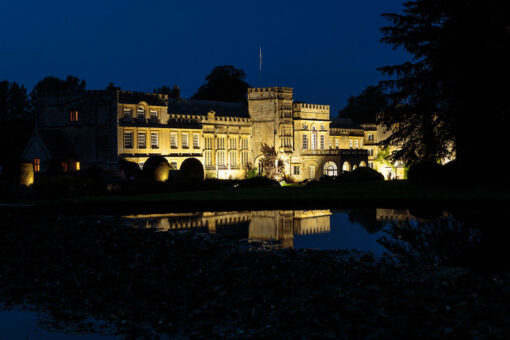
[[150, 110, 158, 120], [69, 110, 78, 122], [123, 108, 132, 118], [137, 107, 145, 119]]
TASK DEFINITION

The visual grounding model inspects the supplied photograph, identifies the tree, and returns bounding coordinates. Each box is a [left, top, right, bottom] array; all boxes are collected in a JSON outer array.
[[0, 80, 32, 122], [192, 65, 249, 103], [378, 0, 510, 166], [154, 85, 180, 98], [338, 85, 387, 124], [259, 144, 285, 181], [31, 76, 86, 111]]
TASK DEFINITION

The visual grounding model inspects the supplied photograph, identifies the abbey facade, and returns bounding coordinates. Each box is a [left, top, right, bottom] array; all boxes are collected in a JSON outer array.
[[23, 85, 403, 180]]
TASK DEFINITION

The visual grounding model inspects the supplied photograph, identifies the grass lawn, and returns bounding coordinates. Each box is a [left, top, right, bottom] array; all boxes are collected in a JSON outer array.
[[19, 180, 510, 214]]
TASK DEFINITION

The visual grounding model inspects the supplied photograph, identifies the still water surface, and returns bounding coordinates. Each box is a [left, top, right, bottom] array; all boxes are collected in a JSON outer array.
[[0, 208, 471, 339]]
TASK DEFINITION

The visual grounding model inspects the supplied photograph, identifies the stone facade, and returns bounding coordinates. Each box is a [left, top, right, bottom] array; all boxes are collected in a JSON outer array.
[[23, 86, 377, 180]]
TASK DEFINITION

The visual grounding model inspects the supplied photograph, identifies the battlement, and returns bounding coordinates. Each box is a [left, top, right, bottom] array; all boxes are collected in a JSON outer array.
[[118, 90, 168, 106], [293, 102, 330, 112], [248, 87, 293, 93]]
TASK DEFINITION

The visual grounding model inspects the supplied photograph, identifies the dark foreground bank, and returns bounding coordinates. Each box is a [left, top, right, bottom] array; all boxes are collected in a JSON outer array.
[[1, 212, 509, 339]]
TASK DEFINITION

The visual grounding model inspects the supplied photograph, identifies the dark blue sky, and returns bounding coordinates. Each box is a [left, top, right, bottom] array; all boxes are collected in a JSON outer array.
[[0, 0, 407, 114]]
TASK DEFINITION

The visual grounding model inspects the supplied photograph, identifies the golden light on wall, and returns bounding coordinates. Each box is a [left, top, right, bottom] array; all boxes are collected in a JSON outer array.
[[20, 162, 34, 186]]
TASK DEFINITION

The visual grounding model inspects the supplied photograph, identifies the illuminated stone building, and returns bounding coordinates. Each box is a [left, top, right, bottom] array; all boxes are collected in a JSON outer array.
[[23, 85, 371, 180]]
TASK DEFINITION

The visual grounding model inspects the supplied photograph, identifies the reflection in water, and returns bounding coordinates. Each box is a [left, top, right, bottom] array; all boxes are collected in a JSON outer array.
[[124, 210, 332, 249]]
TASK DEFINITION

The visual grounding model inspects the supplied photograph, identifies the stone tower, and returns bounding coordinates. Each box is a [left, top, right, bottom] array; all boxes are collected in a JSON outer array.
[[248, 87, 294, 165]]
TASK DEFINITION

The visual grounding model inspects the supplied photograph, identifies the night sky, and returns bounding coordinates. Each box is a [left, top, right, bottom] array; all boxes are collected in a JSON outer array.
[[0, 0, 408, 114]]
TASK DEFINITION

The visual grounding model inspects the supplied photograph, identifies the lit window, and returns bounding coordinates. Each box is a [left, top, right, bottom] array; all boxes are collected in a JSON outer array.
[[241, 151, 248, 166], [124, 132, 133, 149], [218, 151, 226, 166], [138, 132, 146, 149], [217, 138, 225, 150], [230, 150, 237, 167], [293, 166, 300, 175], [182, 133, 189, 148], [151, 132, 159, 148], [137, 107, 145, 119], [33, 158, 40, 173], [62, 162, 68, 172], [75, 161, 80, 171], [205, 151, 213, 166], [368, 134, 374, 141], [69, 110, 78, 122], [170, 133, 177, 148], [355, 140, 359, 148], [349, 139, 353, 149], [193, 133, 200, 148], [302, 135, 308, 149], [335, 139, 339, 149]]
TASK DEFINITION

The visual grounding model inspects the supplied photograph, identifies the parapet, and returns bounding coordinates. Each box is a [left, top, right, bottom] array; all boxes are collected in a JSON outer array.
[[293, 102, 330, 113], [247, 87, 293, 93]]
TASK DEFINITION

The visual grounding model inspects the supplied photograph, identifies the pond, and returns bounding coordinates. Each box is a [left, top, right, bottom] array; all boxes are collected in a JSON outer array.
[[1, 207, 508, 338]]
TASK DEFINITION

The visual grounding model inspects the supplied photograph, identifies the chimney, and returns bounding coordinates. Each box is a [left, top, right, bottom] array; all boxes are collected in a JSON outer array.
[[170, 85, 180, 99]]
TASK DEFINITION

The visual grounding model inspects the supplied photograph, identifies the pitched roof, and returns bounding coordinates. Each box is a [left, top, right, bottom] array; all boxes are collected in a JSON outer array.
[[118, 91, 167, 107], [167, 98, 249, 118]]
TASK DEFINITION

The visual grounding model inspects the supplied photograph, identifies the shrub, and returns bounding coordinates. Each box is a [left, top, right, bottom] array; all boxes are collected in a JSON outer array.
[[407, 161, 443, 184], [33, 173, 97, 198], [143, 156, 170, 182], [348, 167, 385, 182], [179, 158, 204, 182], [119, 159, 141, 179], [237, 176, 280, 188]]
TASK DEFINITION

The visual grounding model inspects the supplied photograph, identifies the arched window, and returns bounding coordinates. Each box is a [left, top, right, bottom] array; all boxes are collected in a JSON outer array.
[[323, 161, 338, 176], [137, 106, 145, 119], [342, 161, 351, 172]]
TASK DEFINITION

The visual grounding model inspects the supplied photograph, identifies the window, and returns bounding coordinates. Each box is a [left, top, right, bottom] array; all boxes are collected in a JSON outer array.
[[309, 166, 315, 179], [62, 162, 68, 172], [218, 150, 226, 166], [241, 137, 248, 150], [320, 135, 325, 149], [355, 140, 359, 148], [138, 132, 146, 149], [182, 133, 189, 148], [293, 166, 300, 175], [205, 137, 213, 150], [312, 133, 317, 150], [137, 107, 145, 119], [302, 135, 308, 149], [170, 133, 177, 148], [335, 139, 339, 149], [205, 151, 213, 166], [368, 134, 374, 141], [230, 138, 237, 150], [303, 124, 308, 130], [241, 151, 248, 166], [349, 139, 353, 149], [151, 132, 159, 149], [33, 158, 40, 173], [123, 108, 132, 118], [124, 132, 133, 148], [320, 124, 324, 131], [150, 110, 158, 120], [368, 148, 373, 156], [138, 162, 144, 169], [217, 138, 225, 150], [75, 161, 80, 171], [69, 110, 78, 122], [170, 161, 178, 170], [369, 162, 374, 169], [230, 150, 237, 167], [193, 133, 200, 149]]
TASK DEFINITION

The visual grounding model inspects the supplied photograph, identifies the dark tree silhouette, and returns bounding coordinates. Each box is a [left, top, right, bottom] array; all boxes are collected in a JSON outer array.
[[192, 65, 249, 103], [0, 80, 32, 122], [338, 85, 387, 124], [154, 85, 181, 98], [378, 0, 510, 166], [31, 76, 86, 111]]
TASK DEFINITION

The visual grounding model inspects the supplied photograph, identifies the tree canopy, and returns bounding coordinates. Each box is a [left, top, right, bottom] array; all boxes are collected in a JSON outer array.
[[338, 85, 387, 124], [0, 80, 32, 122], [192, 65, 249, 103], [378, 0, 510, 165]]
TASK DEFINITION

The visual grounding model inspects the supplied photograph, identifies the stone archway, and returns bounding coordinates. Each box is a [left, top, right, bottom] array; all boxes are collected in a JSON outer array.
[[342, 161, 351, 172], [323, 161, 338, 177]]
